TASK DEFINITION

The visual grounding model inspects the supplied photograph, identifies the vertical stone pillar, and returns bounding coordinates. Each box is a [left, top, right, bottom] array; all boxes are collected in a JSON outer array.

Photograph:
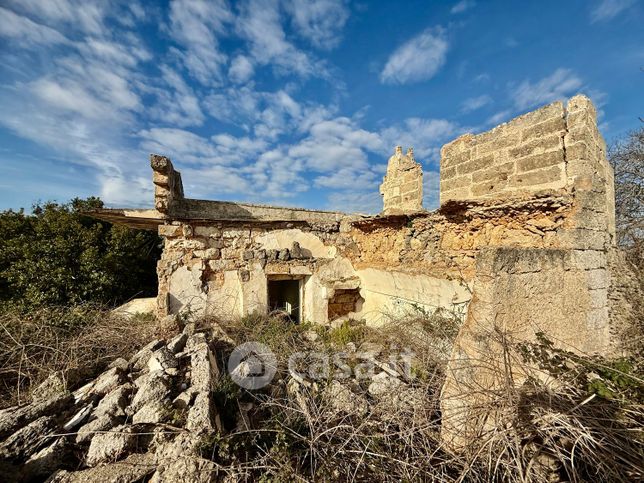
[[151, 154, 184, 216], [379, 146, 423, 214]]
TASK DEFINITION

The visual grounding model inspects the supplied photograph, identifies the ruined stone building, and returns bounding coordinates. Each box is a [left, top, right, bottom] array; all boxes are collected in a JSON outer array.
[[92, 94, 636, 361], [90, 94, 642, 443]]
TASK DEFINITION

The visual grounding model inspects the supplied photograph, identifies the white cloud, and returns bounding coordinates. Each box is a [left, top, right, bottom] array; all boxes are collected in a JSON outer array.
[[204, 86, 335, 142], [460, 94, 492, 113], [512, 68, 582, 110], [30, 78, 108, 119], [6, 0, 109, 36], [138, 128, 218, 163], [450, 1, 475, 14], [284, 0, 349, 49], [326, 190, 381, 214], [101, 175, 151, 206], [236, 0, 326, 78], [486, 109, 512, 126], [183, 165, 252, 199], [314, 167, 380, 190], [380, 27, 448, 84], [242, 148, 309, 200], [168, 0, 233, 85], [590, 0, 635, 23], [147, 66, 205, 127], [228, 55, 255, 83], [380, 117, 461, 163], [0, 7, 70, 46], [79, 38, 151, 67], [289, 117, 383, 172]]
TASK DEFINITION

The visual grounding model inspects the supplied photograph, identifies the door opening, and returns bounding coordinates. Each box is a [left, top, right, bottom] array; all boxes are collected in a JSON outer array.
[[267, 279, 301, 323]]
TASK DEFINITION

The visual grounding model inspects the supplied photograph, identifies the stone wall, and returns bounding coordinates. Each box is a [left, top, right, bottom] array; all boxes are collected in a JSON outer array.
[[380, 146, 423, 214], [440, 245, 617, 448], [440, 102, 567, 203], [91, 94, 630, 457], [439, 95, 614, 218]]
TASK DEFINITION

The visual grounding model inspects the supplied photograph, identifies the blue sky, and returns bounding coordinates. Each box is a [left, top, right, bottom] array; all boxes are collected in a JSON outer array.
[[0, 0, 642, 214]]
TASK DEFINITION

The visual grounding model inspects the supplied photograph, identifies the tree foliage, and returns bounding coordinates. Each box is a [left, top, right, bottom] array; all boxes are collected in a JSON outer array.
[[0, 197, 160, 312]]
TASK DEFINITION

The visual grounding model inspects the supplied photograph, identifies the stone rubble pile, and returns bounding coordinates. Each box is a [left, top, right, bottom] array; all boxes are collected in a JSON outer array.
[[0, 322, 224, 483], [0, 320, 434, 482]]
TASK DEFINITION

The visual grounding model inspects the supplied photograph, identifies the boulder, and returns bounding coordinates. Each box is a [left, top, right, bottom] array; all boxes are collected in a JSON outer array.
[[31, 372, 66, 403], [0, 391, 71, 438], [90, 368, 124, 398], [167, 333, 188, 354], [132, 401, 169, 425], [23, 437, 69, 479], [49, 453, 156, 482], [186, 392, 220, 433], [190, 343, 219, 392], [148, 347, 179, 373], [368, 372, 402, 397], [324, 381, 368, 416]]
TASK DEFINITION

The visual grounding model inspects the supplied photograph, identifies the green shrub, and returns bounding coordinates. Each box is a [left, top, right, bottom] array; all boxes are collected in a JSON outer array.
[[0, 197, 160, 312]]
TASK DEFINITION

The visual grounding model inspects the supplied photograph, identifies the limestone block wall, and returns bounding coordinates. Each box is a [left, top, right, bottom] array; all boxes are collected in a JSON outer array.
[[439, 95, 615, 220], [440, 247, 613, 448], [149, 97, 616, 353], [380, 146, 423, 214], [440, 102, 568, 203]]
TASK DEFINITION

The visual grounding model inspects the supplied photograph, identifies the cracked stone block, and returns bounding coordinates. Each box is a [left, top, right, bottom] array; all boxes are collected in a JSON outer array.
[[76, 413, 120, 445], [132, 401, 169, 425], [93, 383, 133, 419], [148, 347, 179, 373], [167, 333, 188, 354], [130, 372, 171, 413], [85, 425, 136, 467], [190, 343, 219, 393]]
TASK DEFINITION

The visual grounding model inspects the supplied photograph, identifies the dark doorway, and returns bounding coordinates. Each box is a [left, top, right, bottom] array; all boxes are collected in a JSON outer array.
[[268, 279, 301, 323]]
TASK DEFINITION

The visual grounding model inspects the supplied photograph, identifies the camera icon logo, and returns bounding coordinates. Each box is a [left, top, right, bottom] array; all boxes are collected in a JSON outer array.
[[228, 342, 277, 389]]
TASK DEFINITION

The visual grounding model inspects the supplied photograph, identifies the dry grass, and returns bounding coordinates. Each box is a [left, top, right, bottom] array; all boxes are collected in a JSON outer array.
[[207, 312, 643, 482], [0, 304, 640, 481], [0, 304, 158, 408]]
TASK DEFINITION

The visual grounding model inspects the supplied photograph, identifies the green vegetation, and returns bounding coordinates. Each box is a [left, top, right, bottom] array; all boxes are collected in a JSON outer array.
[[0, 197, 160, 312]]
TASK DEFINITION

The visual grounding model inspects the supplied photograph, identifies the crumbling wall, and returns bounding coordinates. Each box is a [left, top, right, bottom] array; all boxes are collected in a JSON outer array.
[[150, 96, 617, 355], [440, 247, 609, 448], [156, 221, 361, 323], [380, 146, 423, 214], [438, 96, 619, 448]]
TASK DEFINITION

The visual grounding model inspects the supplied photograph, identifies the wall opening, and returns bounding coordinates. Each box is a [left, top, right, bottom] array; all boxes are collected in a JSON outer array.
[[328, 288, 363, 321], [267, 279, 301, 323]]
